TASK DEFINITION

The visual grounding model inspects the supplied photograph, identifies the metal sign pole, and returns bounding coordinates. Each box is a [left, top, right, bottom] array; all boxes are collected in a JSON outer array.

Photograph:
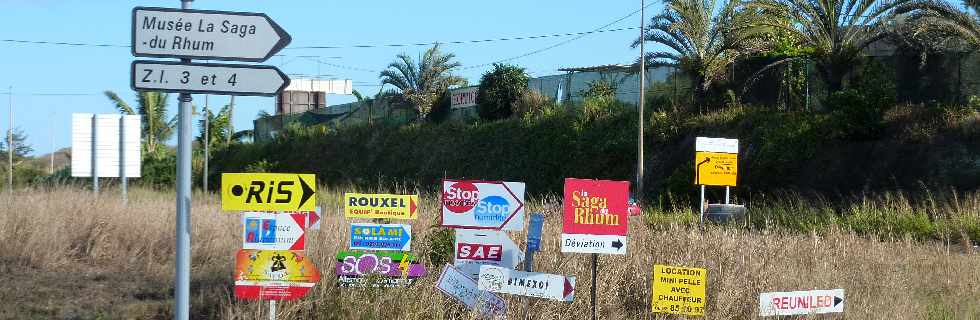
[[522, 245, 534, 320], [700, 185, 706, 229], [203, 94, 208, 193], [6, 86, 12, 196], [120, 115, 127, 204], [269, 300, 276, 320], [725, 186, 730, 204], [637, 0, 646, 202], [174, 1, 194, 318], [92, 114, 98, 194], [591, 253, 598, 320]]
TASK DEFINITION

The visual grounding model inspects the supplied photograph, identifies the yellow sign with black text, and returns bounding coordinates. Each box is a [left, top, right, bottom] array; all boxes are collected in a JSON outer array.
[[221, 173, 317, 211], [651, 264, 707, 317], [694, 151, 738, 186], [344, 193, 419, 220]]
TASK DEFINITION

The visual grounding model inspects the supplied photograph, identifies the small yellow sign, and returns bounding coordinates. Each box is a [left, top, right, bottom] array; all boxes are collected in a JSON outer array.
[[221, 173, 317, 211], [694, 151, 738, 186], [651, 264, 707, 317], [344, 193, 419, 220]]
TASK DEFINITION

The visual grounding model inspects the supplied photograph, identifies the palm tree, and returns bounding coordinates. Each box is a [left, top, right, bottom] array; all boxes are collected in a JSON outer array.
[[751, 0, 914, 92], [634, 0, 766, 109], [104, 91, 174, 153], [379, 44, 467, 120], [896, 0, 979, 51], [197, 104, 232, 150]]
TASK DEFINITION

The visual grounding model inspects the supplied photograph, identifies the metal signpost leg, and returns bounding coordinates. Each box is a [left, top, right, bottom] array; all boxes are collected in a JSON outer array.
[[637, 0, 645, 203], [522, 246, 534, 320], [699, 185, 706, 230], [269, 300, 276, 320], [120, 115, 127, 204], [203, 95, 208, 194], [174, 3, 194, 320], [591, 253, 598, 320], [92, 114, 98, 194], [725, 186, 730, 204]]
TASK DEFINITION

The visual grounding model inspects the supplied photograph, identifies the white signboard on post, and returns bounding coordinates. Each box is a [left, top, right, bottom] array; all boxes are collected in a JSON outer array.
[[441, 180, 525, 231], [477, 265, 575, 302], [450, 86, 478, 109], [436, 264, 507, 317], [71, 114, 141, 178], [132, 60, 289, 96], [759, 289, 845, 317], [132, 7, 291, 62], [454, 229, 523, 280]]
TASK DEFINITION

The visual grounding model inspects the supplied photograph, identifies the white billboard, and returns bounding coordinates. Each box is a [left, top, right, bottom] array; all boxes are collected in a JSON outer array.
[[71, 114, 141, 178]]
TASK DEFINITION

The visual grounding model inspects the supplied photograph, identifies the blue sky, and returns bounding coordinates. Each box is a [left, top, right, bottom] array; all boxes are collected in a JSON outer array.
[[1, 1, 657, 155]]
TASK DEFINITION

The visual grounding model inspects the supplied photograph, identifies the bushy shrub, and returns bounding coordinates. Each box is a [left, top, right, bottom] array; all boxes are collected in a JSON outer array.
[[477, 64, 529, 121]]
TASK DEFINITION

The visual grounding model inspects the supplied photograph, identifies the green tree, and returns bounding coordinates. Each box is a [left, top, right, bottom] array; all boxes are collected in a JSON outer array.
[[896, 0, 980, 51], [197, 104, 232, 151], [0, 128, 32, 159], [752, 0, 916, 92], [379, 44, 467, 120], [104, 91, 174, 154], [634, 0, 765, 109], [477, 63, 529, 121]]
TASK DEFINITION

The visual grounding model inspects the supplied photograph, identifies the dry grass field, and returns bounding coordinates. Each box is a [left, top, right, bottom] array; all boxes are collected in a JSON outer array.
[[0, 186, 978, 319]]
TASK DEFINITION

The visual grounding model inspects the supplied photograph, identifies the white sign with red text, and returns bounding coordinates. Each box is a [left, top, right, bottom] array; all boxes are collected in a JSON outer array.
[[477, 265, 575, 302], [454, 229, 523, 280], [441, 180, 525, 231], [759, 289, 844, 317]]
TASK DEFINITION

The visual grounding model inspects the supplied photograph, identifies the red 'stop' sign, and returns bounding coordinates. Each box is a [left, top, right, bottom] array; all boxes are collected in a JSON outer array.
[[561, 178, 630, 236]]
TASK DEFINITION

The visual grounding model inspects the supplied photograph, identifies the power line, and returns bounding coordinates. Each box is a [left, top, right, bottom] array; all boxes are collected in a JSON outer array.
[[0, 39, 128, 48], [461, 3, 656, 70], [285, 26, 639, 50]]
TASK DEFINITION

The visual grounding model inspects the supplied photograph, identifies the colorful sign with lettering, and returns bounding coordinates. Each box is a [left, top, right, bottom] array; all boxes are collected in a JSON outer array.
[[759, 289, 844, 317], [349, 223, 411, 251], [344, 193, 418, 220], [477, 265, 575, 302], [436, 264, 507, 317], [234, 249, 321, 283], [242, 212, 306, 250], [221, 173, 316, 211], [234, 280, 314, 301], [651, 264, 707, 317], [454, 229, 523, 279], [441, 180, 525, 231], [335, 251, 427, 278], [560, 178, 630, 254], [695, 137, 738, 186]]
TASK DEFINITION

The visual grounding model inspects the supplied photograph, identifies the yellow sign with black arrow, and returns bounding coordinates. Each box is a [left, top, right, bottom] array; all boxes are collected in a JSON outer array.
[[221, 173, 317, 211]]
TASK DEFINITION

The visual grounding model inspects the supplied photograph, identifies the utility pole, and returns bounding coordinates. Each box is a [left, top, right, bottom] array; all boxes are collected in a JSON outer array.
[[203, 94, 209, 192], [228, 95, 235, 145], [637, 0, 646, 201], [175, 1, 193, 319], [50, 112, 55, 175], [7, 86, 12, 195]]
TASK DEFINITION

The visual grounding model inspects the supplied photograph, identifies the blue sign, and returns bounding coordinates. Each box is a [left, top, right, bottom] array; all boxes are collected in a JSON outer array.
[[474, 196, 511, 227], [245, 218, 276, 244], [350, 223, 412, 251], [526, 213, 544, 252]]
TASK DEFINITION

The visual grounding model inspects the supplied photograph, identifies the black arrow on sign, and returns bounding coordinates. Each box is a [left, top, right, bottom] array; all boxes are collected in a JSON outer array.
[[834, 296, 843, 307], [298, 176, 315, 209], [611, 239, 623, 250]]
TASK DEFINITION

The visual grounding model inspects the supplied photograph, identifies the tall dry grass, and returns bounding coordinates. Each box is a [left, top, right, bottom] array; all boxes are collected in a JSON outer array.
[[0, 186, 978, 319]]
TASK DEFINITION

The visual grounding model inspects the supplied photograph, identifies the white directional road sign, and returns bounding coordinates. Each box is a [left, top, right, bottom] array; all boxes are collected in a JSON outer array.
[[477, 265, 576, 302], [241, 212, 307, 251], [454, 229, 523, 279], [759, 289, 845, 317], [131, 60, 289, 96], [132, 7, 291, 62]]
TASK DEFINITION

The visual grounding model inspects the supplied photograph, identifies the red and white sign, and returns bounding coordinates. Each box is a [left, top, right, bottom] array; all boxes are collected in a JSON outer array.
[[454, 229, 523, 279], [242, 212, 307, 250], [450, 86, 478, 109], [759, 289, 844, 316], [441, 180, 525, 231], [477, 265, 575, 302], [560, 178, 630, 254], [234, 280, 314, 301]]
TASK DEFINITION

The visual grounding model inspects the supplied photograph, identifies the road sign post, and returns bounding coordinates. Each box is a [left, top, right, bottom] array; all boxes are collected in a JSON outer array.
[[131, 60, 289, 96], [522, 213, 544, 320], [132, 7, 291, 62]]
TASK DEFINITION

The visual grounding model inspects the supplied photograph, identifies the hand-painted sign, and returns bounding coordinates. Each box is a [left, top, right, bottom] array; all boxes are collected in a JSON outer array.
[[454, 229, 523, 279], [234, 280, 314, 301], [349, 223, 411, 251], [221, 173, 316, 211], [132, 7, 291, 62], [526, 213, 545, 252], [344, 193, 418, 220], [335, 251, 427, 278], [441, 180, 525, 231], [242, 212, 306, 250], [651, 264, 707, 317], [234, 249, 321, 283], [560, 178, 630, 254], [477, 265, 575, 302], [759, 289, 844, 317], [436, 264, 507, 317], [695, 137, 739, 186]]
